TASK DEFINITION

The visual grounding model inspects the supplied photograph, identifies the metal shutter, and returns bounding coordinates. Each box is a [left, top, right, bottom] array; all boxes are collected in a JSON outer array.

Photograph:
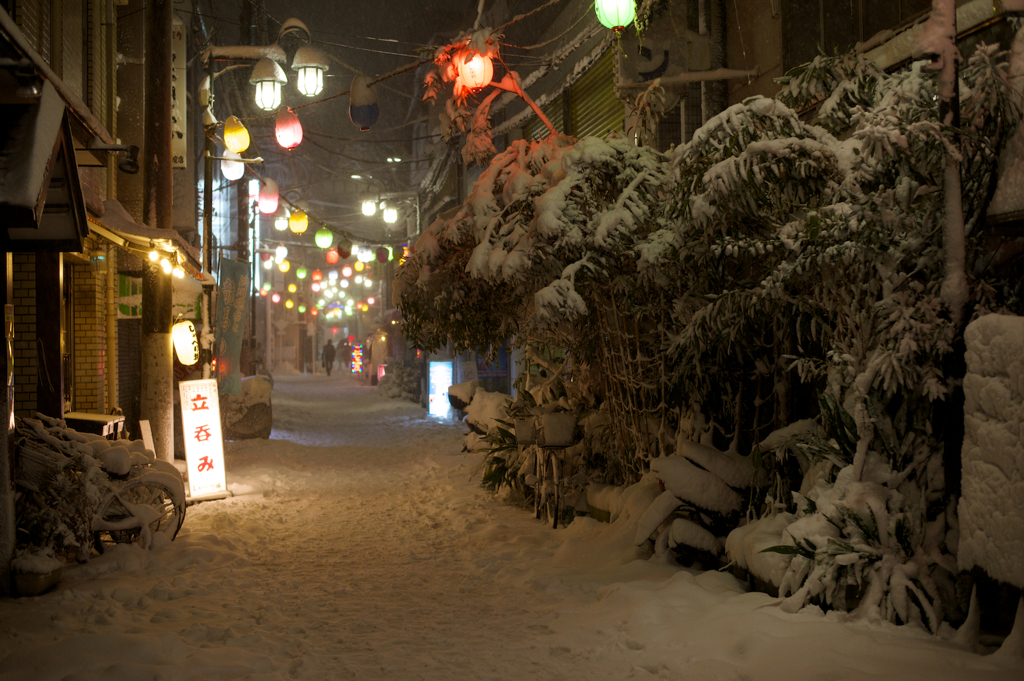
[[571, 49, 623, 140], [524, 94, 565, 141]]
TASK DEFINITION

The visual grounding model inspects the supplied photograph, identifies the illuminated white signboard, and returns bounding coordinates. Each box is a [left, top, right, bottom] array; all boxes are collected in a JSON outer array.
[[179, 379, 227, 498]]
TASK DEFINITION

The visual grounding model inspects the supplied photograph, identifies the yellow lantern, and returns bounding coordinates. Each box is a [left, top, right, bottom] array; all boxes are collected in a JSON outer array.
[[285, 299, 295, 309], [223, 116, 250, 154], [279, 259, 291, 273], [288, 283, 297, 293], [289, 209, 308, 234], [172, 320, 200, 366]]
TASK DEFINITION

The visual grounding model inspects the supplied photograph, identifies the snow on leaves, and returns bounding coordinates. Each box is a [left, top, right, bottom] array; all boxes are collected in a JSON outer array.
[[399, 36, 1024, 631]]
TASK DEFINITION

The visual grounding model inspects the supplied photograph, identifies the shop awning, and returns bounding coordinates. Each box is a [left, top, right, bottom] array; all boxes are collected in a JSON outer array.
[[89, 200, 206, 281], [0, 79, 88, 252]]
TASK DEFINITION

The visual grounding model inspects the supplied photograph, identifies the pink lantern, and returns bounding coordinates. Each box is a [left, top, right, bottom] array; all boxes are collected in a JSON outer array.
[[375, 247, 389, 262], [258, 178, 279, 214], [276, 106, 303, 150], [341, 265, 352, 278]]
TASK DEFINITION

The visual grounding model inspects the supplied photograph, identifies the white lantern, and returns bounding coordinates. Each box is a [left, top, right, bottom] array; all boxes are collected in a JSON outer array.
[[292, 45, 330, 97], [382, 207, 398, 224], [273, 204, 290, 232], [275, 245, 288, 261], [221, 150, 245, 181], [172, 320, 200, 365], [250, 58, 287, 111]]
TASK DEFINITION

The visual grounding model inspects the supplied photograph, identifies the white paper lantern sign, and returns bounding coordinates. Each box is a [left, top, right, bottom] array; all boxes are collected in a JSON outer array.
[[172, 320, 200, 366]]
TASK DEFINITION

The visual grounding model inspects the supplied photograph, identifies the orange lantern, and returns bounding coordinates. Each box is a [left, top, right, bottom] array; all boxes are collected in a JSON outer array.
[[311, 269, 323, 282], [325, 249, 339, 265], [276, 106, 303, 150], [457, 50, 493, 92]]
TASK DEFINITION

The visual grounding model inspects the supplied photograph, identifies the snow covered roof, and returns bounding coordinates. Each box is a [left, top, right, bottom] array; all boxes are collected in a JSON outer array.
[[89, 200, 204, 279], [0, 80, 88, 252]]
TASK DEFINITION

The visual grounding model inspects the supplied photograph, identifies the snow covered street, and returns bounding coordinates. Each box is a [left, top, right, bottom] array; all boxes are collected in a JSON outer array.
[[0, 374, 1020, 680]]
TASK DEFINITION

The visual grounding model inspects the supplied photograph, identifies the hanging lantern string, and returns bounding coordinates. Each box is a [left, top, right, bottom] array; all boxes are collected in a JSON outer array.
[[242, 164, 361, 246], [203, 0, 570, 131], [209, 57, 428, 129], [500, 3, 594, 51]]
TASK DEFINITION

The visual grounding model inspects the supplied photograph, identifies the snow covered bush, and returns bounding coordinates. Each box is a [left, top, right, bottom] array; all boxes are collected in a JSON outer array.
[[377, 362, 422, 402], [399, 28, 1024, 629]]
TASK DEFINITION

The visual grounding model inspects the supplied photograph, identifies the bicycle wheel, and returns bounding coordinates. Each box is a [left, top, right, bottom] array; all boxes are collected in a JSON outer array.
[[93, 472, 186, 553]]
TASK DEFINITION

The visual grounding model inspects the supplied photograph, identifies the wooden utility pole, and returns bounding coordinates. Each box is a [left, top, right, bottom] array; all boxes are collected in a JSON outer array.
[[140, 0, 175, 461]]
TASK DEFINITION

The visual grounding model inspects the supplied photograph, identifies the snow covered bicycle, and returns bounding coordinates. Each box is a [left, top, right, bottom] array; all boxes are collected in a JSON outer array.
[[91, 461, 186, 553], [14, 414, 186, 561]]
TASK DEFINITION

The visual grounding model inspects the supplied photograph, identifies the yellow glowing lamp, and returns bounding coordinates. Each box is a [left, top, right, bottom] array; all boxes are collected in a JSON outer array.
[[288, 283, 297, 293], [223, 116, 250, 153], [172, 320, 200, 366], [279, 259, 291, 272], [285, 299, 294, 309], [354, 261, 364, 272], [289, 209, 308, 234]]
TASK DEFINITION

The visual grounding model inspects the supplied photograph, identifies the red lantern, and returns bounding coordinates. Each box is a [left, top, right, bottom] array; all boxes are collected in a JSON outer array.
[[375, 247, 389, 262], [276, 106, 303, 150], [260, 252, 272, 261], [457, 50, 493, 92], [311, 269, 323, 282], [336, 244, 352, 260], [325, 249, 340, 265], [258, 178, 279, 214]]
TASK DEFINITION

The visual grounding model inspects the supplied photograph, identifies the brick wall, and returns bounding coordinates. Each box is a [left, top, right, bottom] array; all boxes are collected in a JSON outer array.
[[13, 0, 51, 62], [11, 253, 38, 418], [69, 237, 107, 413]]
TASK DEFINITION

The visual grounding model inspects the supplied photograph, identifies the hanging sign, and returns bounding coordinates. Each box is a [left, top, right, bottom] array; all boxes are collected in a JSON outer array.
[[215, 259, 251, 395], [171, 16, 187, 168], [179, 379, 227, 498]]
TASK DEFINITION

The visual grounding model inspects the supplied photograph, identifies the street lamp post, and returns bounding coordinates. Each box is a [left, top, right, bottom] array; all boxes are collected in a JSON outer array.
[[199, 18, 326, 379]]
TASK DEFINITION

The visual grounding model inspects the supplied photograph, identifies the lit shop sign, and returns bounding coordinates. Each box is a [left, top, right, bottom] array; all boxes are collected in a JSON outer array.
[[351, 344, 364, 373], [179, 379, 227, 498]]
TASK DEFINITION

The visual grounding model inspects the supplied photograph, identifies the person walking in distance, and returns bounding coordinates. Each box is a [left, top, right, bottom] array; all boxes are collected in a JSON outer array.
[[323, 339, 337, 376]]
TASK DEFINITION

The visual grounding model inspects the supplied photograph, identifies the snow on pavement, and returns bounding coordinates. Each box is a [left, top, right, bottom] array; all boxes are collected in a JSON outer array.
[[0, 374, 1020, 680]]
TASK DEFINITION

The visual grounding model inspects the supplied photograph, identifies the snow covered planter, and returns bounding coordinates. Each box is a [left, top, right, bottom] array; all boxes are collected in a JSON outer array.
[[958, 314, 1024, 590], [221, 375, 273, 439]]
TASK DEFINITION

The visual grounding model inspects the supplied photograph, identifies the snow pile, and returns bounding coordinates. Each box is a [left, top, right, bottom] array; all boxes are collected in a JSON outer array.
[[958, 314, 1024, 588], [462, 388, 509, 436], [725, 513, 798, 587]]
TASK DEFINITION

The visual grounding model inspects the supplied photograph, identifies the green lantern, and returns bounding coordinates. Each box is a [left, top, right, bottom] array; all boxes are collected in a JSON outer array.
[[595, 0, 635, 32], [315, 227, 334, 249], [296, 266, 308, 279]]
